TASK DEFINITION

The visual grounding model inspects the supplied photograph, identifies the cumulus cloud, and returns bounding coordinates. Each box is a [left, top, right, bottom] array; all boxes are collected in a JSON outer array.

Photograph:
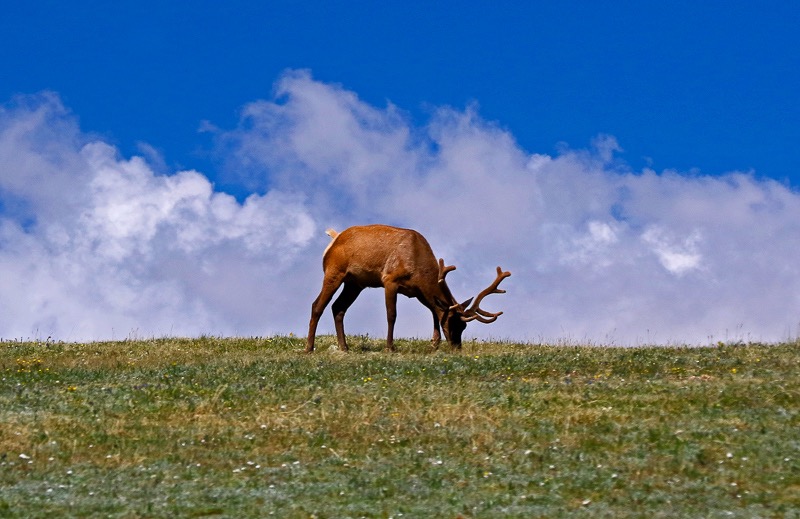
[[0, 93, 315, 340], [2, 73, 800, 344]]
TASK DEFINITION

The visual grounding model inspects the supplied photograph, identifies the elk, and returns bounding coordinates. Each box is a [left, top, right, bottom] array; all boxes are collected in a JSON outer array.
[[305, 224, 510, 352]]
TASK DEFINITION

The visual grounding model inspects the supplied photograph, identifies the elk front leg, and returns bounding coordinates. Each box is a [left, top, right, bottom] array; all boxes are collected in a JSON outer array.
[[430, 310, 442, 349], [384, 284, 399, 352]]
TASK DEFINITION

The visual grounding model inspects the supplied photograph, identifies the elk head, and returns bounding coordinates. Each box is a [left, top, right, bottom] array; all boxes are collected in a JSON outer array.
[[436, 259, 511, 347]]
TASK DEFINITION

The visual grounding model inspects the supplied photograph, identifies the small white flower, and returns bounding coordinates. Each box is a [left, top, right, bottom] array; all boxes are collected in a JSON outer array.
[[19, 454, 30, 460]]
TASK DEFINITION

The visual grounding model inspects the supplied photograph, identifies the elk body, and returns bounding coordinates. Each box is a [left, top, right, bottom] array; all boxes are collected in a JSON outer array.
[[305, 224, 510, 352]]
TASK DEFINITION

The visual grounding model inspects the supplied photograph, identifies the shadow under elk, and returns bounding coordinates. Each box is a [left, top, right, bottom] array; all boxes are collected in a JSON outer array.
[[306, 224, 511, 352]]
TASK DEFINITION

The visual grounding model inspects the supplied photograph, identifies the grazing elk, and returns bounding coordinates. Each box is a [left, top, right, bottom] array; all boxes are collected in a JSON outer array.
[[306, 224, 510, 352]]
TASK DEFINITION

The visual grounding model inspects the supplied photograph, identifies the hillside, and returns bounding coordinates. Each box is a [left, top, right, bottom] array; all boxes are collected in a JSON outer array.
[[2, 336, 798, 517]]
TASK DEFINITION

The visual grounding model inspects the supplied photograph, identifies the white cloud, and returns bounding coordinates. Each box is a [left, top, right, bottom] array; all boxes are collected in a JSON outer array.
[[2, 73, 800, 344], [641, 226, 702, 276], [0, 93, 316, 340]]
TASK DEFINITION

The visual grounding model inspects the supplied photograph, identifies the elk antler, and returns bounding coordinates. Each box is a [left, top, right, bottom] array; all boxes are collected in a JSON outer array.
[[437, 258, 458, 307], [438, 258, 456, 280], [461, 266, 511, 323]]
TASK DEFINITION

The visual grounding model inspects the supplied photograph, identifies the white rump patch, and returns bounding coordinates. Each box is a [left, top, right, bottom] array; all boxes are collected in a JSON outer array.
[[323, 228, 340, 258]]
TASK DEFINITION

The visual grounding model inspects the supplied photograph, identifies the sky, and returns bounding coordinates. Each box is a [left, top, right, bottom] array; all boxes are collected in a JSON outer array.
[[1, 1, 800, 344]]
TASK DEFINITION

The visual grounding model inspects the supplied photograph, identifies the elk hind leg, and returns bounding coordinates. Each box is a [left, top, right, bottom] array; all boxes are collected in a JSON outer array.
[[306, 276, 344, 353], [331, 282, 363, 352]]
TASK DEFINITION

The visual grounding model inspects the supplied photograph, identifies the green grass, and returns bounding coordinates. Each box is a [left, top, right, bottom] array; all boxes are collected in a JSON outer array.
[[1, 336, 799, 518]]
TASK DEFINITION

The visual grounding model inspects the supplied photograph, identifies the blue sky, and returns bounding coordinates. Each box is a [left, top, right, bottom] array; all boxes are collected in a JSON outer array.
[[4, 1, 798, 186], [2, 1, 800, 343]]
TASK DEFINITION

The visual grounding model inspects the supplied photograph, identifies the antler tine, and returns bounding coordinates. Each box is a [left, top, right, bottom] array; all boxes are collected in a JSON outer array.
[[437, 258, 458, 306], [462, 266, 511, 323], [438, 258, 456, 280]]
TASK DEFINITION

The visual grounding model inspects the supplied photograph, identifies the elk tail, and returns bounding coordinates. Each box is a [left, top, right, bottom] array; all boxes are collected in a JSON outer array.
[[325, 228, 339, 240]]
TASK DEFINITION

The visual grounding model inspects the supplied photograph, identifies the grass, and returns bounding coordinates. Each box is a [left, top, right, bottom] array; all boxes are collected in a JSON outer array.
[[1, 335, 799, 518]]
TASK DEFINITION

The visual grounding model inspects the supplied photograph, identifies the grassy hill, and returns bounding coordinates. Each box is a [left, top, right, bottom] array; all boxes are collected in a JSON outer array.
[[1, 336, 799, 517]]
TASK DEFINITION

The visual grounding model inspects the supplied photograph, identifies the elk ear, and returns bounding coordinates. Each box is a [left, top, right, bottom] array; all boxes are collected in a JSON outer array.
[[460, 297, 474, 309]]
